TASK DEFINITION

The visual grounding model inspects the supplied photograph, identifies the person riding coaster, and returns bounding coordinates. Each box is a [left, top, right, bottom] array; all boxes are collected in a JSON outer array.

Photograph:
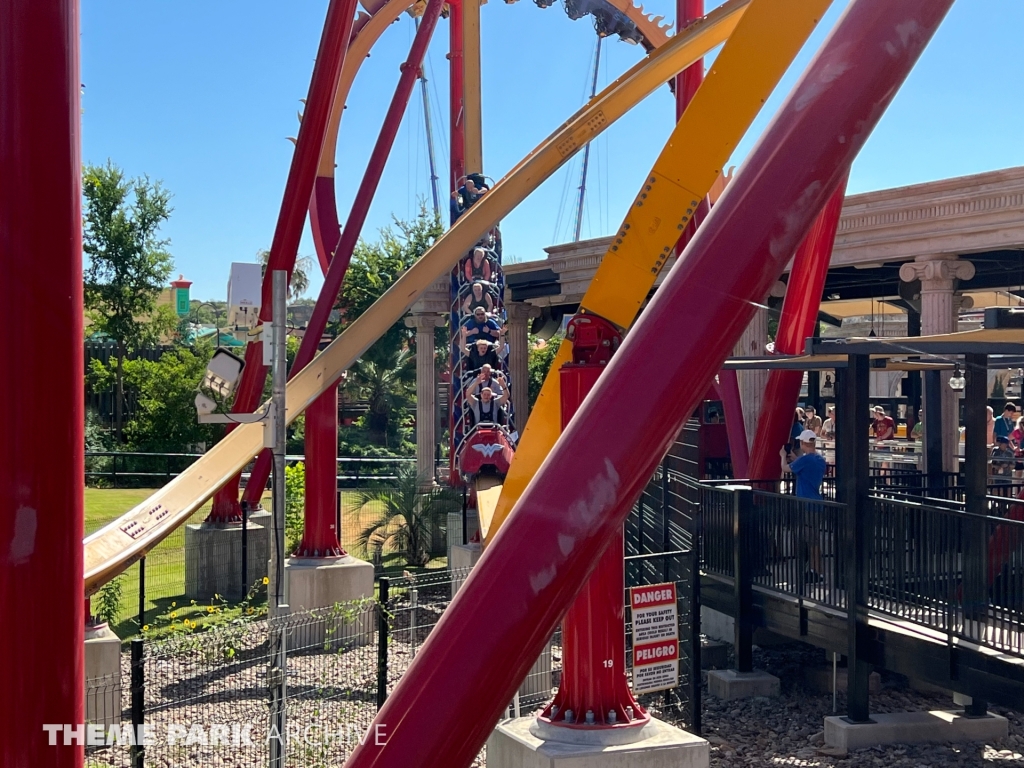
[[450, 172, 490, 224]]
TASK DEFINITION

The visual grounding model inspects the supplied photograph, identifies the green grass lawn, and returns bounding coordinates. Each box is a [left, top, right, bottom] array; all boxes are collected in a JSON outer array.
[[85, 488, 447, 640]]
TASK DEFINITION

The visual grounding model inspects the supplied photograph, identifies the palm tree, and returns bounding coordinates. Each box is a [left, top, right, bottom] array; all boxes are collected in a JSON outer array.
[[345, 347, 415, 447], [257, 248, 313, 300], [355, 466, 461, 567]]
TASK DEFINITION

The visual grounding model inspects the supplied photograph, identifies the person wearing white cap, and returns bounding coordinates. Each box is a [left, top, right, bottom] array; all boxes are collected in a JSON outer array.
[[780, 429, 828, 584]]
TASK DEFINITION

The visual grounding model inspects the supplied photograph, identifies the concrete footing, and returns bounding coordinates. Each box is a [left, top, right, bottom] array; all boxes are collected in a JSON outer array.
[[450, 543, 482, 596], [184, 521, 269, 601], [487, 716, 709, 768], [708, 669, 780, 700], [284, 555, 375, 648], [824, 711, 1008, 752], [84, 623, 121, 727]]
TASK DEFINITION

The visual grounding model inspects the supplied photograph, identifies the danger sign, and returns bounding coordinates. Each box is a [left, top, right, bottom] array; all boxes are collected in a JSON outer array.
[[631, 639, 679, 694], [629, 583, 678, 644]]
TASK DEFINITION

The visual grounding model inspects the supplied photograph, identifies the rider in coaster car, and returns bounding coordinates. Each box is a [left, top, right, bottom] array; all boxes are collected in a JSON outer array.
[[450, 173, 489, 224], [463, 338, 501, 373], [463, 246, 495, 283], [461, 306, 504, 344], [465, 372, 509, 428], [461, 280, 495, 314]]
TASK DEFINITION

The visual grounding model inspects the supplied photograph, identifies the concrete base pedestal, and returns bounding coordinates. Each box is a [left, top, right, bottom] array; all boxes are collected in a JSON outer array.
[[487, 716, 709, 768], [284, 555, 375, 648], [450, 543, 482, 596], [708, 669, 780, 700], [824, 711, 1008, 753], [447, 510, 479, 562], [85, 624, 121, 727], [185, 521, 269, 601]]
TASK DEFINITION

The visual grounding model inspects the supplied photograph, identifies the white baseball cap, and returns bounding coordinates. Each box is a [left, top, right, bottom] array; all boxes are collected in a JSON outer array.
[[798, 429, 818, 442]]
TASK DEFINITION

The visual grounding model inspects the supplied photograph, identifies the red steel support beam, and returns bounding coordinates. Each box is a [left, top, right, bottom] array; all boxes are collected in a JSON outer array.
[[210, 0, 359, 522], [538, 320, 643, 731], [746, 175, 848, 483], [243, 0, 445, 509], [296, 384, 345, 556], [341, 3, 953, 765], [449, 0, 466, 191], [0, 1, 84, 765], [675, 0, 705, 120], [676, 0, 747, 474], [718, 368, 749, 479]]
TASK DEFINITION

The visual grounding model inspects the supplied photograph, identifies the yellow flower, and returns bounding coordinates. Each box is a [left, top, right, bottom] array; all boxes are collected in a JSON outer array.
[[170, 611, 177, 619], [262, 577, 269, 585], [207, 607, 215, 614], [171, 602, 176, 608], [246, 607, 254, 615], [142, 625, 149, 632]]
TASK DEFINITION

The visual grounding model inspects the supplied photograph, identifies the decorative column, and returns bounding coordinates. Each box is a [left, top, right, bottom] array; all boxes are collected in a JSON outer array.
[[734, 308, 770, 451], [406, 312, 445, 485], [506, 301, 541, 428], [899, 254, 975, 474]]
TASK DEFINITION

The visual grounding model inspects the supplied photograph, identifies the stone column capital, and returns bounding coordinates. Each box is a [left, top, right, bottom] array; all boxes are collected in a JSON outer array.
[[404, 313, 446, 330], [898, 254, 975, 287], [505, 301, 542, 323]]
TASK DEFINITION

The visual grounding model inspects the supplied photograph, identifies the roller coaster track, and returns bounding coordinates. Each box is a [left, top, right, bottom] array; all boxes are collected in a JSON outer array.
[[83, 0, 749, 593]]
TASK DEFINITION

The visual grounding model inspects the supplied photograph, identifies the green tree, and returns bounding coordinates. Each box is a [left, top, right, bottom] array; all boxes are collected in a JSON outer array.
[[88, 346, 219, 453], [257, 249, 313, 300], [83, 161, 175, 440], [345, 347, 415, 448], [992, 376, 1006, 400], [528, 332, 563, 408], [355, 466, 460, 566], [335, 207, 443, 364]]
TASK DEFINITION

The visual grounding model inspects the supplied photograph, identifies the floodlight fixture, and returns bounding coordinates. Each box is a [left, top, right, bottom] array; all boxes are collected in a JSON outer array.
[[201, 349, 245, 399]]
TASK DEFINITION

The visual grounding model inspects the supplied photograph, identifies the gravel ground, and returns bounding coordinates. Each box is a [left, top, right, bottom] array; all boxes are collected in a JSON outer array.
[[692, 642, 1024, 767], [84, 610, 1022, 767]]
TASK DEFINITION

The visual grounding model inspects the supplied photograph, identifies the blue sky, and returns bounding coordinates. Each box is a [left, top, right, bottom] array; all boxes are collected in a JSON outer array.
[[81, 0, 1024, 300]]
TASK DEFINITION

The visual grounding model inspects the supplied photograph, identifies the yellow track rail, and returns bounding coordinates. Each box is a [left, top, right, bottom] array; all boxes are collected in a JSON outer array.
[[482, 0, 833, 542], [83, 0, 749, 594]]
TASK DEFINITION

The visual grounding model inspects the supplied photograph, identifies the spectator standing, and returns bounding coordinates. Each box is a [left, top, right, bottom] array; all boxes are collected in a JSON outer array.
[[991, 436, 1014, 485], [789, 407, 806, 453], [1013, 416, 1024, 479], [804, 406, 823, 436], [821, 406, 836, 440], [780, 429, 828, 583], [871, 406, 895, 441], [987, 406, 996, 446], [995, 403, 1017, 443]]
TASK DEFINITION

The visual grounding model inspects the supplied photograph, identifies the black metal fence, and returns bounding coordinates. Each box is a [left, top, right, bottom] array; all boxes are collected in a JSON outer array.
[[84, 567, 556, 768], [623, 447, 702, 733], [84, 452, 436, 489], [692, 480, 1024, 661]]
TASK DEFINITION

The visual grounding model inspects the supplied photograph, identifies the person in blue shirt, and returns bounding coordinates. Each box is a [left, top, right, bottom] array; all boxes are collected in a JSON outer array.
[[461, 306, 504, 344], [994, 402, 1017, 443], [780, 429, 828, 584]]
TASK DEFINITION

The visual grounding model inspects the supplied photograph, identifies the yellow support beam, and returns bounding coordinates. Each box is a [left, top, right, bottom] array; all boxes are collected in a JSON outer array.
[[463, 0, 484, 174], [483, 0, 834, 542], [83, 0, 749, 593]]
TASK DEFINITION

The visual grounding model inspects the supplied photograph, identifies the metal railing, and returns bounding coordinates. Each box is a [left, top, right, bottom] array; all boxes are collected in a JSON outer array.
[[691, 478, 1024, 661]]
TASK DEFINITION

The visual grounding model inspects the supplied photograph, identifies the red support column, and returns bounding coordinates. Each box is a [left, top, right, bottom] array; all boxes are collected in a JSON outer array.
[[746, 175, 848, 483], [0, 1, 84, 766], [212, 0, 359, 521], [243, 0, 446, 509], [538, 316, 644, 732], [296, 385, 345, 557], [449, 0, 466, 192], [341, 3, 954, 765]]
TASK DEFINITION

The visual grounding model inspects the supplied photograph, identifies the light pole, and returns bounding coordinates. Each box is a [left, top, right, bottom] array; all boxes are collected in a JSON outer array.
[[191, 301, 224, 349]]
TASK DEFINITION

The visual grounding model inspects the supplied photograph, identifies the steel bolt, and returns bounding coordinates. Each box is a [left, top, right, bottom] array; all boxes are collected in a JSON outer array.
[[585, 710, 595, 724]]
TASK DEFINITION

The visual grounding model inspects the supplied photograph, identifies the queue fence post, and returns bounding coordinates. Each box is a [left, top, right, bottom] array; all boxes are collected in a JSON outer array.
[[130, 638, 145, 768], [377, 576, 391, 710]]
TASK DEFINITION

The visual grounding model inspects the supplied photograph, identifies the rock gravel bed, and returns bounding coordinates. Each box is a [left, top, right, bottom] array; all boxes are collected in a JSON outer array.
[[691, 642, 1024, 767]]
